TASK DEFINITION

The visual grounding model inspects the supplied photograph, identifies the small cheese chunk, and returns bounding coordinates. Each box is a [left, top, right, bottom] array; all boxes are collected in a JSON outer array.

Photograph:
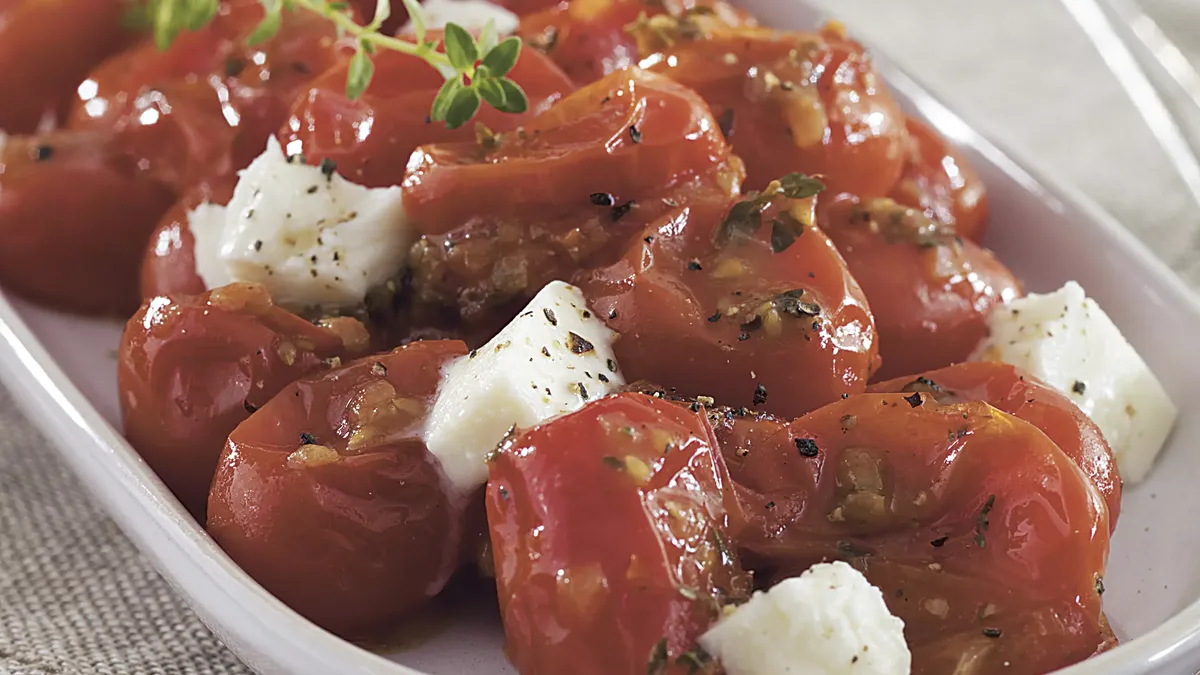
[[974, 281, 1177, 483], [401, 0, 520, 35], [424, 281, 625, 493], [190, 136, 412, 313], [700, 561, 911, 675], [188, 202, 236, 289]]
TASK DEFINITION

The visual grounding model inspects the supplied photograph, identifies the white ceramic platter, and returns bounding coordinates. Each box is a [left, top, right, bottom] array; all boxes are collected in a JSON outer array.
[[1, 1, 1199, 673]]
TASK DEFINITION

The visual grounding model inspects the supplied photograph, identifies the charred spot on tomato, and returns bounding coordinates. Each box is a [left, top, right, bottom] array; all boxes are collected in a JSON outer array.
[[611, 201, 637, 221], [795, 437, 819, 457]]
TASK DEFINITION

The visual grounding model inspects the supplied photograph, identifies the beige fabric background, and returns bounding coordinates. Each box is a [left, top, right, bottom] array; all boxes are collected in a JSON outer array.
[[2, 1, 1198, 673]]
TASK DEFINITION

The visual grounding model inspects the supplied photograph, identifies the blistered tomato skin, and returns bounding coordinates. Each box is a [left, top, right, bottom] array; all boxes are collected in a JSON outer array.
[[716, 394, 1113, 675], [118, 283, 366, 518], [579, 193, 879, 418], [140, 176, 238, 300], [517, 0, 754, 86], [403, 67, 744, 324], [643, 25, 907, 196], [818, 196, 1021, 381], [71, 0, 346, 193], [889, 117, 989, 242], [0, 0, 134, 134], [208, 340, 470, 639], [870, 361, 1122, 528], [281, 46, 575, 189], [0, 131, 176, 315], [487, 392, 750, 675]]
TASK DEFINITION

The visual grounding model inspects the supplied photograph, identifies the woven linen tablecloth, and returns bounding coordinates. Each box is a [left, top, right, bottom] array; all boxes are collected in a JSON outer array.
[[3, 1, 1199, 673]]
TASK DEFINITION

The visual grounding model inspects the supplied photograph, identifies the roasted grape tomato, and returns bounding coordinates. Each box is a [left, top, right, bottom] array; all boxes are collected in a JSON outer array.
[[870, 360, 1122, 528], [118, 283, 369, 518], [0, 0, 135, 134], [818, 195, 1020, 381], [140, 176, 238, 300], [517, 0, 753, 86], [889, 117, 989, 242], [0, 130, 175, 315], [714, 393, 1112, 675], [487, 392, 750, 675], [641, 23, 907, 196], [208, 339, 470, 638], [579, 186, 879, 418], [281, 43, 574, 189]]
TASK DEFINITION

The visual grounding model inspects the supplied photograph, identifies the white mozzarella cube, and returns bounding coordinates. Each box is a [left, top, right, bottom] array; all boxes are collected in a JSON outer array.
[[424, 281, 625, 493], [189, 136, 412, 313], [974, 281, 1177, 483], [700, 561, 911, 675], [401, 0, 520, 36]]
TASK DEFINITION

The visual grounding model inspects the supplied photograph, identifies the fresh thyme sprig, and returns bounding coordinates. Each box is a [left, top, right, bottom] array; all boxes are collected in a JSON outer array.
[[141, 0, 529, 129]]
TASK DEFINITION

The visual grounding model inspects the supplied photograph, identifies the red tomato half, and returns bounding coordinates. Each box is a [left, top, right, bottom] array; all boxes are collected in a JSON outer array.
[[870, 361, 1122, 528], [280, 43, 575, 188], [889, 117, 989, 242], [716, 394, 1113, 674], [403, 67, 742, 325], [208, 339, 470, 638], [579, 189, 879, 417], [644, 24, 907, 196], [0, 131, 175, 314], [140, 176, 239, 300], [0, 0, 134, 133], [487, 392, 750, 675], [517, 0, 754, 86], [118, 283, 369, 517], [818, 195, 1021, 380]]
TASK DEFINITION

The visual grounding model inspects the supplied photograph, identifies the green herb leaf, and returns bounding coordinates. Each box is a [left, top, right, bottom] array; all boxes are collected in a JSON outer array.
[[151, 0, 179, 50], [345, 47, 375, 99], [430, 76, 465, 122], [370, 0, 391, 30], [494, 78, 529, 113], [779, 172, 825, 200], [478, 78, 508, 110], [185, 0, 220, 31], [481, 36, 522, 77], [477, 18, 499, 55], [443, 23, 479, 72], [247, 0, 282, 45], [444, 87, 482, 130]]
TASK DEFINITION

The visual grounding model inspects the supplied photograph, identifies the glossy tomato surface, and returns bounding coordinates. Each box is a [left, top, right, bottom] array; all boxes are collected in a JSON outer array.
[[0, 131, 175, 314], [716, 393, 1113, 675], [208, 339, 470, 638], [403, 67, 742, 324], [0, 0, 135, 133], [140, 175, 238, 300], [579, 188, 879, 418], [487, 392, 750, 675], [517, 0, 753, 86], [819, 196, 1021, 381], [643, 23, 907, 196], [870, 361, 1122, 528], [889, 117, 989, 242], [281, 44, 574, 188], [71, 0, 345, 193], [119, 283, 368, 517]]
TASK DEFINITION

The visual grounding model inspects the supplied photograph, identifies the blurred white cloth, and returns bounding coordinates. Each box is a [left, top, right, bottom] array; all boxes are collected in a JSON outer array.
[[1, 2, 1198, 674]]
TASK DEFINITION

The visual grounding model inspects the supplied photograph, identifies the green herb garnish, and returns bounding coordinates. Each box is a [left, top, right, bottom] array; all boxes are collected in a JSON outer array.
[[140, 0, 528, 129]]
